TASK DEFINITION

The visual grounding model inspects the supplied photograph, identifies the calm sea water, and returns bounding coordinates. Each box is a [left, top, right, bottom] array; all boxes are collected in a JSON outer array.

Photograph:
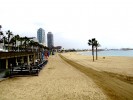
[[79, 50, 133, 57]]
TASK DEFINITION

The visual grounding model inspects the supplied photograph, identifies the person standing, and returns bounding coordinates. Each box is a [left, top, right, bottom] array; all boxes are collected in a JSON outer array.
[[44, 50, 48, 60]]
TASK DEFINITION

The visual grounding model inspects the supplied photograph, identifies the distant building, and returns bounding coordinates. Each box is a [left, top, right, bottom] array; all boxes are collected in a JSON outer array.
[[54, 46, 62, 49], [47, 32, 54, 49], [37, 28, 46, 46], [31, 37, 38, 42]]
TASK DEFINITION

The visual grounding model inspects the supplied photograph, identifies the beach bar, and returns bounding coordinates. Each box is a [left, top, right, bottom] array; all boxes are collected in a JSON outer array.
[[0, 51, 37, 71]]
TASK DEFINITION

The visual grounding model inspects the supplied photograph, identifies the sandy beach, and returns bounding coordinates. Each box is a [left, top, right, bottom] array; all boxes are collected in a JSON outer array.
[[60, 52, 133, 100], [62, 52, 133, 76], [0, 53, 108, 100], [0, 52, 133, 100]]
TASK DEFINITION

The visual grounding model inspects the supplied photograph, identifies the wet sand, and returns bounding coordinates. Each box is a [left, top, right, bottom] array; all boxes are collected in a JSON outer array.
[[0, 54, 108, 100]]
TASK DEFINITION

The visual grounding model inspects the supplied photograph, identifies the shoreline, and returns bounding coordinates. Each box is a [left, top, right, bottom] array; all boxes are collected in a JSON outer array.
[[77, 50, 133, 57]]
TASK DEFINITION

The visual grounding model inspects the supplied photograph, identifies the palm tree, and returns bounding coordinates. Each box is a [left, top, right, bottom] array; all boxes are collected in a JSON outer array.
[[23, 36, 34, 51], [0, 30, 8, 50], [19, 37, 30, 51], [2, 36, 8, 50], [34, 42, 41, 59], [29, 40, 35, 52], [94, 40, 100, 60], [9, 37, 15, 51], [0, 25, 3, 40], [11, 35, 20, 51], [0, 31, 3, 44], [6, 30, 13, 51], [0, 25, 3, 48], [0, 31, 3, 39], [0, 27, 2, 49], [19, 37, 25, 51], [88, 38, 96, 62]]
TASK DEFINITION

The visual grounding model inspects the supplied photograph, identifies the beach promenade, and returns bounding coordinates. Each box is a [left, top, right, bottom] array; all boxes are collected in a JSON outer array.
[[0, 53, 107, 100]]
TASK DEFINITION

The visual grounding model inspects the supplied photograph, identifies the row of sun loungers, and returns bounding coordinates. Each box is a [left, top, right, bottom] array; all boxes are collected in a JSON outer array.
[[11, 60, 48, 76]]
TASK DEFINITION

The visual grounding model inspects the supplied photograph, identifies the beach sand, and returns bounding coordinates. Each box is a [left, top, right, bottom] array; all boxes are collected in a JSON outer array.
[[0, 53, 108, 100], [60, 52, 133, 100], [62, 52, 133, 76]]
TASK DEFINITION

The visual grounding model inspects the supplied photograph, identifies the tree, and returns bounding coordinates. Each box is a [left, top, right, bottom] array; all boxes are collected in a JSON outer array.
[[11, 35, 20, 51], [6, 30, 13, 51], [22, 36, 34, 51], [14, 35, 20, 51], [0, 31, 3, 43], [0, 29, 8, 50], [2, 36, 8, 50], [10, 35, 20, 51], [94, 40, 100, 60], [29, 40, 36, 52], [19, 36, 31, 51], [19, 37, 25, 51], [0, 31, 3, 40], [88, 38, 96, 62], [0, 25, 3, 41], [88, 38, 100, 61], [9, 37, 15, 51]]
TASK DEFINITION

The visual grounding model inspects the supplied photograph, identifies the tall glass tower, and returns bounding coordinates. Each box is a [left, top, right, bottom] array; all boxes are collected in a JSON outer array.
[[47, 32, 54, 49], [37, 28, 45, 45]]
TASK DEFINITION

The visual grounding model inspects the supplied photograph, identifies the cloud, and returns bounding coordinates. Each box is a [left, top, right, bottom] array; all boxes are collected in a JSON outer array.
[[0, 0, 133, 49]]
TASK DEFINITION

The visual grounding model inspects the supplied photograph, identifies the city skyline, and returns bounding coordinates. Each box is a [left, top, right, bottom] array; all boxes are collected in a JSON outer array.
[[0, 0, 133, 49]]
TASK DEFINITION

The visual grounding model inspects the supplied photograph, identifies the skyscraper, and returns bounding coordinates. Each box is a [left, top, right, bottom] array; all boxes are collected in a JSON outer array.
[[47, 32, 54, 49], [37, 28, 45, 46]]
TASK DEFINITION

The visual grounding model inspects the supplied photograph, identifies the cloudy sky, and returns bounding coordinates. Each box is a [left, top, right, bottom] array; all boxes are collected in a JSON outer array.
[[0, 0, 133, 49]]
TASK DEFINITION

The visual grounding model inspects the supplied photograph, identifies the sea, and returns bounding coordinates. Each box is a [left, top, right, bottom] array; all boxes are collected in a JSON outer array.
[[79, 50, 133, 57]]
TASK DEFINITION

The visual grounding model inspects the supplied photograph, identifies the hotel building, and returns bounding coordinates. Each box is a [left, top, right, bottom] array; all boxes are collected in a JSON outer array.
[[37, 28, 46, 46], [47, 32, 54, 49]]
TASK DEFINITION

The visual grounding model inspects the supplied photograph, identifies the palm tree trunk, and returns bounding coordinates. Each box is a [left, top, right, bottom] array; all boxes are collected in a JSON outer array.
[[92, 45, 94, 62], [15, 40, 16, 51], [3, 42, 5, 50], [96, 46, 98, 60], [23, 39, 26, 51], [8, 38, 9, 52], [3, 38, 5, 50], [20, 40, 22, 51], [32, 46, 34, 52]]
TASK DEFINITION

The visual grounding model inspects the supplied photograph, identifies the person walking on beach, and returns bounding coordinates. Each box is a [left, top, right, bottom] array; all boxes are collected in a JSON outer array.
[[44, 51, 48, 60]]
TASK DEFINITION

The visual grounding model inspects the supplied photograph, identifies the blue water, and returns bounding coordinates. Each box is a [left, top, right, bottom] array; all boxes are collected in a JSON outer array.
[[80, 50, 133, 57]]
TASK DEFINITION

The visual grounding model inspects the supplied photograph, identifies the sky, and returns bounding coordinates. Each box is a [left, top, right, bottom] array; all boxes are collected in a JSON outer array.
[[0, 0, 133, 49]]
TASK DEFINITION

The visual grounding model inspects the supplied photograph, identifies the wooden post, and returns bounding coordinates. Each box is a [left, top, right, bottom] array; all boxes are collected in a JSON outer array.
[[33, 53, 36, 65], [27, 55, 30, 65], [15, 57, 18, 66], [6, 58, 8, 69], [21, 56, 24, 64]]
